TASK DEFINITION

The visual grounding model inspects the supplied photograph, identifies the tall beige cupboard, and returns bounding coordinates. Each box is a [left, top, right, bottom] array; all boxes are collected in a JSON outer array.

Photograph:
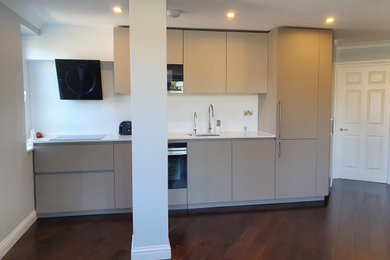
[[264, 28, 333, 199]]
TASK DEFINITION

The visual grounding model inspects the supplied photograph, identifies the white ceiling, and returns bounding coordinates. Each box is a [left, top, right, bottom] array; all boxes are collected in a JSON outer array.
[[2, 0, 390, 44]]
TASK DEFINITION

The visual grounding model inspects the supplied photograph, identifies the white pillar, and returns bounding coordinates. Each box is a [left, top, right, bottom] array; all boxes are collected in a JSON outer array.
[[129, 0, 171, 259]]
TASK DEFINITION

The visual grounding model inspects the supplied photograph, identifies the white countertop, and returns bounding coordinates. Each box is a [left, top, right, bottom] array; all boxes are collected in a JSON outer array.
[[32, 131, 275, 145], [168, 131, 275, 141]]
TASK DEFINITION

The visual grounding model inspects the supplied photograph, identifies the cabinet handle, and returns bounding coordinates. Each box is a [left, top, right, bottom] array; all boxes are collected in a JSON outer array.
[[330, 118, 334, 135], [278, 100, 282, 138], [278, 142, 281, 158]]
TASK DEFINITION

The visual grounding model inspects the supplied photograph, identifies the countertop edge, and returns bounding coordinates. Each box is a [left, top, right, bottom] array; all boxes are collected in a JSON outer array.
[[32, 132, 276, 145]]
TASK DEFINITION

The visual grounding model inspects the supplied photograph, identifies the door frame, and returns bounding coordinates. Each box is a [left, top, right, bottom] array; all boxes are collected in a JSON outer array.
[[332, 59, 390, 185]]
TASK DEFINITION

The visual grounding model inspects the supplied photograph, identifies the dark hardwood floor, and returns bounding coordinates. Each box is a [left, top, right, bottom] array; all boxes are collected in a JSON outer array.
[[4, 179, 390, 260]]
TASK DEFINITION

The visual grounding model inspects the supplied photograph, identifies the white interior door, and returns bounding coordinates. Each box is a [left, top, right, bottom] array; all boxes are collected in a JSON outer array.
[[334, 62, 390, 184]]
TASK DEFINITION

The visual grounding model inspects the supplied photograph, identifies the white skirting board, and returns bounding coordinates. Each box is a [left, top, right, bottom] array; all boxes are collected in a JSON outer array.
[[131, 235, 171, 260], [0, 210, 37, 259]]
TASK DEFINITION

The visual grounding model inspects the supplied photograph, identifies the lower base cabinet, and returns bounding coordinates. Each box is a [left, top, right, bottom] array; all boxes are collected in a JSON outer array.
[[188, 141, 232, 204], [276, 139, 317, 199], [36, 172, 115, 214], [232, 140, 275, 201], [114, 143, 132, 209]]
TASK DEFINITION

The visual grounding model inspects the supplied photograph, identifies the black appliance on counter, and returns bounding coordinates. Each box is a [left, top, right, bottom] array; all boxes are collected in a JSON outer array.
[[55, 59, 103, 100], [168, 143, 187, 189], [119, 121, 132, 135]]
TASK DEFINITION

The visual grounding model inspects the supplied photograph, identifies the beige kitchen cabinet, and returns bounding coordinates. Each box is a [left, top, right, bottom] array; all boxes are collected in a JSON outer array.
[[169, 189, 187, 206], [113, 26, 130, 94], [184, 30, 227, 94], [232, 139, 275, 201], [227, 32, 268, 94], [35, 172, 115, 214], [316, 30, 333, 196], [34, 143, 115, 215], [34, 144, 113, 173], [276, 139, 317, 199], [187, 141, 232, 204], [262, 27, 333, 197], [114, 143, 132, 209], [276, 28, 320, 139], [167, 29, 183, 64]]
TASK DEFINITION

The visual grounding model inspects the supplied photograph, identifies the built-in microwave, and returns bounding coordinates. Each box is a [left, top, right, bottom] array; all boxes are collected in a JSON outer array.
[[167, 64, 183, 93]]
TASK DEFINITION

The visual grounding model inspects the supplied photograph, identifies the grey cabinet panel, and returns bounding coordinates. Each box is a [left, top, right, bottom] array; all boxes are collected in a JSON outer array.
[[169, 189, 187, 205], [167, 29, 183, 64], [276, 28, 319, 139], [36, 172, 115, 214], [316, 30, 333, 196], [184, 30, 227, 94], [227, 32, 268, 94], [276, 139, 317, 199], [232, 140, 275, 201], [114, 143, 132, 209], [113, 27, 130, 94], [34, 144, 113, 173], [188, 141, 232, 204]]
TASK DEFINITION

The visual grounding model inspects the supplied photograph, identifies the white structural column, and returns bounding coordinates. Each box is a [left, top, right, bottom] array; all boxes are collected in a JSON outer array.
[[129, 0, 171, 259]]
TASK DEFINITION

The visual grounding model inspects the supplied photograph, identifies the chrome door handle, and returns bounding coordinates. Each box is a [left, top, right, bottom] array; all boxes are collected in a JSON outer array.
[[278, 142, 281, 158], [340, 128, 349, 132]]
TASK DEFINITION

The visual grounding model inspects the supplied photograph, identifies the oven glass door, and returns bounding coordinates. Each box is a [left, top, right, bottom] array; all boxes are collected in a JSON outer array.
[[168, 154, 187, 189]]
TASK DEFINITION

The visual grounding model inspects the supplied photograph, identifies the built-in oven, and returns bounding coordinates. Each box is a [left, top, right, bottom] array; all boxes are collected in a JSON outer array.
[[167, 64, 183, 93], [168, 143, 187, 189]]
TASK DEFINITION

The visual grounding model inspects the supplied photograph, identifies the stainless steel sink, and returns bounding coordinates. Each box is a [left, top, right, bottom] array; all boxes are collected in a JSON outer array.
[[188, 133, 221, 137]]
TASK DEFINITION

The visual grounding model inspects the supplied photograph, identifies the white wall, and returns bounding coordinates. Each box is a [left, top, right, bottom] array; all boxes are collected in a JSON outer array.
[[168, 94, 257, 133], [27, 60, 258, 135], [23, 24, 113, 61], [0, 2, 35, 257], [28, 60, 131, 135]]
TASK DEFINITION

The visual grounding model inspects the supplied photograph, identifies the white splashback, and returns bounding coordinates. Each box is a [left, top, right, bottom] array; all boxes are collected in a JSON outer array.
[[167, 94, 258, 133], [28, 60, 131, 135], [27, 60, 258, 135]]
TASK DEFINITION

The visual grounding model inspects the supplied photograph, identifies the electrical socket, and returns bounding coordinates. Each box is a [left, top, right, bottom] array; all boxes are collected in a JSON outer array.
[[243, 110, 253, 117]]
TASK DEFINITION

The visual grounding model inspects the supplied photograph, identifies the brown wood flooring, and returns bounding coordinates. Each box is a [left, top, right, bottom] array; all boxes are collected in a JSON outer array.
[[4, 179, 390, 260]]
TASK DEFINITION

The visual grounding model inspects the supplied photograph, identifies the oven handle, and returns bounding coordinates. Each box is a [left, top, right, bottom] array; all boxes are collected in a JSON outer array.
[[168, 148, 187, 156]]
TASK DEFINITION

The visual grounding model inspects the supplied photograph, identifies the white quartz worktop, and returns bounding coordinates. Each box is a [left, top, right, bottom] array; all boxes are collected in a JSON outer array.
[[32, 131, 275, 145], [168, 131, 275, 142]]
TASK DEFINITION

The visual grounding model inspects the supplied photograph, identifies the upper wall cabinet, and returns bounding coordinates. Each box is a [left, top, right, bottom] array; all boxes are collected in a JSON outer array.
[[184, 30, 227, 94], [113, 27, 130, 94], [227, 32, 267, 94], [167, 29, 183, 64]]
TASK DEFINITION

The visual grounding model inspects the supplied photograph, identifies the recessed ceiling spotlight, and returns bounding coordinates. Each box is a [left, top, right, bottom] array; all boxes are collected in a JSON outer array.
[[167, 9, 181, 18], [326, 17, 335, 24], [226, 11, 236, 19], [113, 6, 122, 14]]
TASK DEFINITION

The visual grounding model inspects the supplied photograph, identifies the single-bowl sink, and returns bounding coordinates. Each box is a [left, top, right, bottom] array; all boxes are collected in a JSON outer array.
[[188, 133, 221, 137]]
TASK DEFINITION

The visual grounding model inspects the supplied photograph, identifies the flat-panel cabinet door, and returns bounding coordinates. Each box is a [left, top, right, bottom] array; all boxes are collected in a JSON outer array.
[[114, 143, 132, 209], [232, 140, 275, 201], [227, 32, 267, 94], [184, 30, 227, 94], [113, 27, 130, 94], [188, 141, 232, 204], [167, 29, 183, 64], [34, 144, 113, 173], [316, 30, 333, 196], [277, 28, 319, 139], [276, 139, 317, 199], [36, 172, 115, 214]]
